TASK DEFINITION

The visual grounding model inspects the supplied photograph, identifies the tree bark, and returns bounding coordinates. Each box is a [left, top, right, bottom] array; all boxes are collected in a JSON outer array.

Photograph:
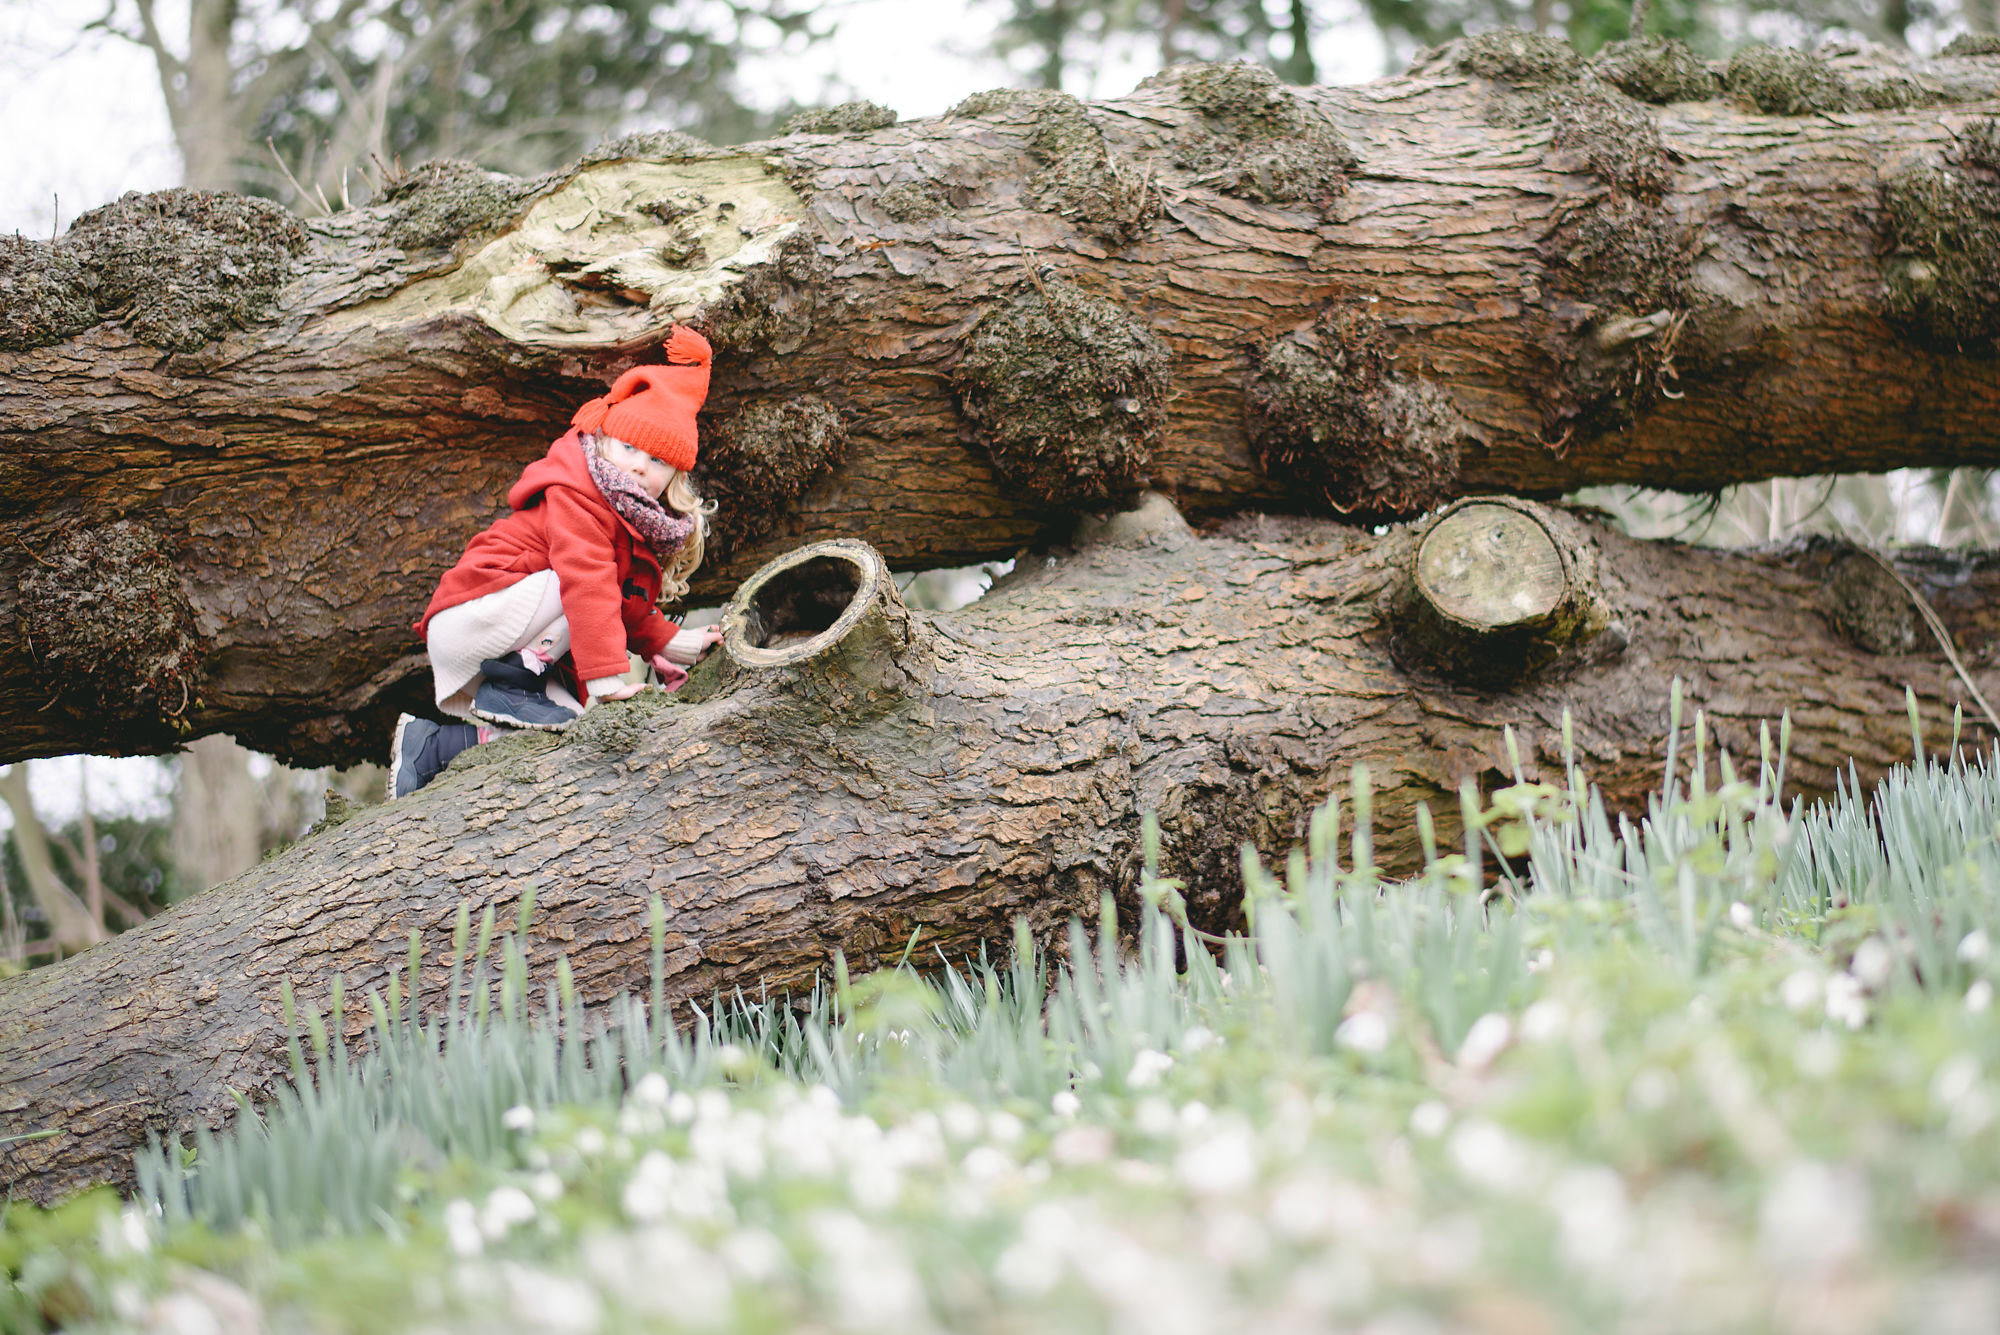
[[7, 39, 2000, 764], [5, 499, 1999, 1201]]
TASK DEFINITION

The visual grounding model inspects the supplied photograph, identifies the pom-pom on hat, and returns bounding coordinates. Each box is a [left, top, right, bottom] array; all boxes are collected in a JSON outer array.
[[571, 326, 712, 471]]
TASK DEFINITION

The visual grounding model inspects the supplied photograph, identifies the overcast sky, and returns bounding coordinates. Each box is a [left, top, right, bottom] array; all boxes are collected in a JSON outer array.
[[0, 0, 1385, 237]]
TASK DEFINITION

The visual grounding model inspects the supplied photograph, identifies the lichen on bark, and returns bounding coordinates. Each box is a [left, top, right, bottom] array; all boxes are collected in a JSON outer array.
[[383, 160, 539, 253], [699, 395, 849, 560], [1146, 62, 1357, 207], [1589, 39, 1722, 104], [38, 188, 307, 352], [1882, 125, 2000, 352], [19, 520, 209, 733], [953, 276, 1169, 507], [0, 237, 97, 352], [950, 88, 1158, 241], [783, 101, 898, 135], [1245, 302, 1464, 518]]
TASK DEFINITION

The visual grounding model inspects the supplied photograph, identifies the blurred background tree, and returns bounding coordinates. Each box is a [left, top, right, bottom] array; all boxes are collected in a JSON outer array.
[[90, 0, 822, 206]]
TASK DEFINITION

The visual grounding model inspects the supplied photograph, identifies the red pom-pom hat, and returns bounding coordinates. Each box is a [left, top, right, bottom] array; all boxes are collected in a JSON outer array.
[[570, 326, 712, 471]]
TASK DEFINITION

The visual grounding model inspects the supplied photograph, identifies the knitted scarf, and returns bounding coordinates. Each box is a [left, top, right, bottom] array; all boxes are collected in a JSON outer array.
[[584, 447, 695, 563]]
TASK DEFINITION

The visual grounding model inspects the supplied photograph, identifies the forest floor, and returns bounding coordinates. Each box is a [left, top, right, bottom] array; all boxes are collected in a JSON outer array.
[[7, 695, 2000, 1334]]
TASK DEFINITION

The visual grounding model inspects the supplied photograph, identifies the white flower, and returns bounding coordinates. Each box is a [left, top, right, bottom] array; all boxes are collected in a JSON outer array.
[[1933, 1055, 1982, 1109], [667, 1092, 696, 1125], [99, 1206, 152, 1258], [529, 1171, 564, 1203], [502, 1104, 536, 1132], [1627, 1067, 1677, 1112], [481, 1185, 537, 1240], [1180, 1026, 1218, 1053], [630, 1072, 670, 1107], [940, 1103, 982, 1143], [1851, 937, 1895, 990], [986, 1110, 1025, 1145], [1409, 1100, 1452, 1139], [622, 1152, 676, 1223], [1526, 948, 1556, 974], [1547, 1166, 1631, 1272], [1051, 1090, 1081, 1119], [1780, 969, 1822, 1014], [961, 1146, 1014, 1182], [1825, 973, 1869, 1029], [1134, 1098, 1176, 1137], [1760, 1160, 1870, 1272], [1447, 1119, 1540, 1194], [1971, 980, 1995, 1014], [1051, 1125, 1115, 1166], [717, 1042, 749, 1074], [503, 1264, 603, 1335], [1729, 901, 1755, 930], [1335, 1011, 1390, 1054], [574, 1126, 606, 1156], [1177, 1100, 1211, 1131], [1456, 1013, 1512, 1070], [1520, 999, 1567, 1042], [720, 1227, 789, 1283], [1175, 1122, 1258, 1196], [1960, 930, 1992, 965], [1127, 1048, 1175, 1089], [443, 1199, 483, 1257]]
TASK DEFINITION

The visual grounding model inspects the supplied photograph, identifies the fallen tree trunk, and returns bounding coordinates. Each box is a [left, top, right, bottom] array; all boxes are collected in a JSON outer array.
[[4, 497, 1998, 1201], [6, 37, 2000, 763]]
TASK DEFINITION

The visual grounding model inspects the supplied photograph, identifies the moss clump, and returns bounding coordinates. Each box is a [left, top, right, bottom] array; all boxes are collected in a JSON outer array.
[[782, 101, 898, 135], [57, 188, 306, 352], [1245, 303, 1463, 519], [949, 87, 1065, 119], [697, 229, 828, 354], [563, 689, 681, 756], [1590, 38, 1721, 103], [953, 277, 1168, 506], [19, 519, 209, 732], [1945, 33, 2000, 57], [1145, 62, 1357, 207], [0, 236, 98, 352], [1451, 30, 1583, 86], [577, 130, 716, 168], [1545, 84, 1674, 199], [1724, 45, 1859, 115], [382, 160, 533, 253], [1882, 155, 2000, 351], [1026, 94, 1159, 241], [698, 396, 849, 559], [877, 179, 953, 223]]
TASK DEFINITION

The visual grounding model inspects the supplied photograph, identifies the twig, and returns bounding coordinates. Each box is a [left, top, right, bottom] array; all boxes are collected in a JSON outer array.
[[15, 539, 55, 570], [267, 138, 331, 218], [1015, 232, 1049, 300], [1859, 547, 2000, 736]]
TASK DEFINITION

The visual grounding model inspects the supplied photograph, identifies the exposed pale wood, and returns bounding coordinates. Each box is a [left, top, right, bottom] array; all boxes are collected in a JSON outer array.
[[5, 502, 1999, 1202]]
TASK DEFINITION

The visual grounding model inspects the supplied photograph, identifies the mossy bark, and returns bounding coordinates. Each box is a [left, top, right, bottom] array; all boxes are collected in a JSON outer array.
[[10, 44, 2000, 763], [7, 506, 2000, 1203]]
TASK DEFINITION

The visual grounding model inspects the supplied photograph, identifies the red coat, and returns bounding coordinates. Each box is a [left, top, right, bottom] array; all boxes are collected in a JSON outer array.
[[416, 431, 677, 687]]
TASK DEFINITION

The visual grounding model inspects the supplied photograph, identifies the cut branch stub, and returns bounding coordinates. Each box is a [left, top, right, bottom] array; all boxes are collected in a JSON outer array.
[[719, 539, 929, 719], [1398, 498, 1620, 687]]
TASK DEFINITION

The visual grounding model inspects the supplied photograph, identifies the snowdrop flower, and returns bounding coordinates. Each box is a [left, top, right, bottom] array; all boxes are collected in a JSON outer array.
[[630, 1073, 670, 1107], [503, 1264, 603, 1335], [940, 1103, 982, 1143], [1780, 969, 1822, 1014], [986, 1110, 1025, 1145], [1825, 973, 1869, 1029], [480, 1185, 537, 1240], [1178, 1100, 1211, 1131], [1335, 1010, 1390, 1054], [1051, 1125, 1115, 1166], [719, 1227, 789, 1283], [529, 1171, 564, 1204], [667, 1092, 696, 1125], [622, 1152, 677, 1224], [961, 1146, 1014, 1183], [1456, 1013, 1512, 1070], [717, 1042, 750, 1075], [1851, 937, 1895, 990], [1527, 947, 1556, 974], [1409, 1100, 1452, 1139], [1971, 979, 1995, 1014], [1729, 901, 1755, 930], [1051, 1090, 1081, 1119], [1627, 1067, 1677, 1112], [1448, 1119, 1539, 1194], [501, 1104, 536, 1132], [1175, 1121, 1258, 1196], [1180, 1026, 1218, 1053], [1135, 1098, 1176, 1137], [1546, 1166, 1631, 1272], [1760, 1160, 1870, 1272], [1127, 1048, 1175, 1089], [574, 1127, 606, 1157], [1961, 930, 1992, 965], [1520, 998, 1567, 1042], [98, 1206, 152, 1258], [443, 1199, 483, 1257]]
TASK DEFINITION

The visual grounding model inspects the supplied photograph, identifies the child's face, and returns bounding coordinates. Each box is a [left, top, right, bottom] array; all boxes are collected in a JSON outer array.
[[596, 435, 675, 500]]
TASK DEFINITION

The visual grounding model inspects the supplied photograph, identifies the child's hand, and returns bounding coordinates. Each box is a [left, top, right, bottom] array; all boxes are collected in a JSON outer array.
[[649, 655, 691, 692], [591, 679, 648, 702], [661, 626, 724, 666]]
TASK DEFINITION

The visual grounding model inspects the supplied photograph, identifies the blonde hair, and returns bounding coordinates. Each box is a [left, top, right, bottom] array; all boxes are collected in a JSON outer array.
[[586, 434, 716, 602]]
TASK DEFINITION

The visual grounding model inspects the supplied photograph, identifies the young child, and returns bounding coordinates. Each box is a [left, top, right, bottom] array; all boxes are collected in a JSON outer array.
[[390, 326, 724, 798]]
